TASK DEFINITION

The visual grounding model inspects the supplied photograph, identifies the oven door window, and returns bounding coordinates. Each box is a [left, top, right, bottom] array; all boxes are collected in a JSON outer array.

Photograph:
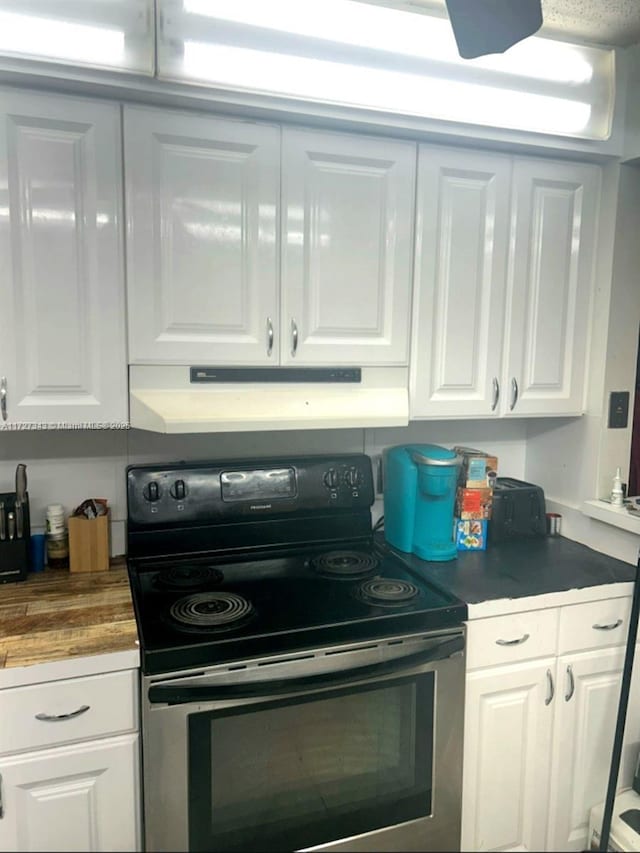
[[188, 673, 434, 852]]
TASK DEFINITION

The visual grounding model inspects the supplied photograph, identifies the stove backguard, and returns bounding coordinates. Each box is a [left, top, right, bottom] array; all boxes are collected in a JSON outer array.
[[127, 454, 376, 561]]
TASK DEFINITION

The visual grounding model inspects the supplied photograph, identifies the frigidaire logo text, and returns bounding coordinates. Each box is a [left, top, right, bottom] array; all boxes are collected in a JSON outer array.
[[250, 504, 272, 510]]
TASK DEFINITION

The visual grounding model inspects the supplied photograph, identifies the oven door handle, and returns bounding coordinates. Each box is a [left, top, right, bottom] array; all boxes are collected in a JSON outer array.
[[148, 635, 465, 705]]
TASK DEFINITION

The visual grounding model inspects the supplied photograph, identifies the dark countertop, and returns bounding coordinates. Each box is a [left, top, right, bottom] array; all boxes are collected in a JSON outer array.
[[379, 534, 637, 612]]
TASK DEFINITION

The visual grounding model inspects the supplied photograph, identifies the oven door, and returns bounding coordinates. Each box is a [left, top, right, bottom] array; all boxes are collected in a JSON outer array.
[[141, 628, 465, 853]]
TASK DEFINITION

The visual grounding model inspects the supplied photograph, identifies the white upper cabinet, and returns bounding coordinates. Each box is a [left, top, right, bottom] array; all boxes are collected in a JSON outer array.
[[410, 147, 511, 417], [411, 148, 601, 418], [126, 109, 415, 367], [0, 89, 127, 426], [504, 159, 600, 417], [280, 127, 415, 365], [125, 107, 280, 365]]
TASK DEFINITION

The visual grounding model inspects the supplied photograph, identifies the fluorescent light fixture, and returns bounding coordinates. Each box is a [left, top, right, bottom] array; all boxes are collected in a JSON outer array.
[[159, 0, 613, 138], [183, 0, 593, 85], [0, 10, 125, 66], [183, 42, 591, 135]]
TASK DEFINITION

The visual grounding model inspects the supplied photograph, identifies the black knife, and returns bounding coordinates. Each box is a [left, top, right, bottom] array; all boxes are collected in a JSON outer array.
[[15, 463, 26, 539], [0, 501, 5, 541]]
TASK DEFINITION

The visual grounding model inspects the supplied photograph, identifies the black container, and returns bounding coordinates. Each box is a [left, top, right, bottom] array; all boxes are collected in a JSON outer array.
[[0, 491, 30, 583], [489, 477, 546, 543]]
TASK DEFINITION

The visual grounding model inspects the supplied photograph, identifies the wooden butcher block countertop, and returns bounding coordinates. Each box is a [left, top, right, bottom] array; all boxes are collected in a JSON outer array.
[[0, 559, 139, 672]]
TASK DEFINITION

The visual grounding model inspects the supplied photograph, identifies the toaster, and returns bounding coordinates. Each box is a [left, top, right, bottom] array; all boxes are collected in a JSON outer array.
[[490, 477, 546, 543]]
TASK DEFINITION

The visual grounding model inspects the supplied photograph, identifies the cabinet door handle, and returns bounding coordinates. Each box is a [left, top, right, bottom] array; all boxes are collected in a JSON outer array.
[[35, 704, 90, 722], [291, 318, 298, 357], [491, 377, 500, 411], [266, 317, 274, 357], [0, 772, 3, 819], [565, 664, 575, 702], [0, 377, 6, 421], [545, 668, 554, 705], [593, 619, 623, 631], [510, 377, 519, 411], [495, 633, 530, 646]]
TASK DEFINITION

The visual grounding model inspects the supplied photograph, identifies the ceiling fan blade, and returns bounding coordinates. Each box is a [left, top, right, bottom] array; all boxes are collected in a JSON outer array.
[[445, 0, 543, 59]]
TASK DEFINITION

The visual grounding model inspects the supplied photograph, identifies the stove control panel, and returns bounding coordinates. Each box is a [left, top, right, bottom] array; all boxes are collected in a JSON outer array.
[[127, 454, 375, 527]]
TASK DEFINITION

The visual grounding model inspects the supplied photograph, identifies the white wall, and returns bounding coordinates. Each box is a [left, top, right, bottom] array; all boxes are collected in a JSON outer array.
[[524, 160, 640, 564], [0, 420, 528, 557]]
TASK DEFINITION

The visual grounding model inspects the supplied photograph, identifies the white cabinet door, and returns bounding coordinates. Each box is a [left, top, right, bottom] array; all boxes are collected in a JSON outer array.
[[0, 90, 127, 426], [281, 127, 415, 365], [0, 733, 140, 852], [410, 146, 511, 418], [125, 106, 279, 365], [546, 646, 640, 852], [503, 159, 600, 416], [462, 659, 555, 852]]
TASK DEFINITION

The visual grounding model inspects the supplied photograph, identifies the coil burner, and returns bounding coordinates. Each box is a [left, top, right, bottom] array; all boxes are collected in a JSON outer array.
[[357, 578, 420, 607], [153, 565, 224, 591], [310, 550, 379, 579], [168, 592, 254, 632]]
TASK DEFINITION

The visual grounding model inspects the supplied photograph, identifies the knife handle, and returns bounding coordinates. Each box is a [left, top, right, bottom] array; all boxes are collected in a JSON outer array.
[[15, 501, 23, 539], [0, 502, 5, 541], [7, 512, 15, 541], [15, 464, 27, 501]]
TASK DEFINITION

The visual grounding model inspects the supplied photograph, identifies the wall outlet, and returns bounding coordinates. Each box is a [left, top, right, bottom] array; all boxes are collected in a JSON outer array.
[[608, 390, 630, 429]]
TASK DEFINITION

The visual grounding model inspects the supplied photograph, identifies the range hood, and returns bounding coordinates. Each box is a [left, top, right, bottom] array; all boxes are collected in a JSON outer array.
[[129, 365, 409, 434]]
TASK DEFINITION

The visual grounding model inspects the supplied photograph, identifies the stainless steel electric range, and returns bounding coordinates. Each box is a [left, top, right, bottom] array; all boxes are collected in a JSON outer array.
[[127, 454, 467, 853]]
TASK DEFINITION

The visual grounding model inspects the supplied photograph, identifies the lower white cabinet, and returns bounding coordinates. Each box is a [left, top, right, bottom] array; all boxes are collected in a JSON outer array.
[[0, 734, 139, 853], [462, 597, 639, 853], [547, 646, 640, 851], [463, 658, 555, 852], [0, 667, 141, 853]]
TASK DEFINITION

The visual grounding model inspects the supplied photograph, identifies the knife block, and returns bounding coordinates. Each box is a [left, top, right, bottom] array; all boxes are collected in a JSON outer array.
[[0, 491, 30, 583]]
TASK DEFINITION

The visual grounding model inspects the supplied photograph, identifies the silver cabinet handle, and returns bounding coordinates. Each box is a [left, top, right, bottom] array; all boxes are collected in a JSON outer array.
[[593, 619, 623, 631], [0, 772, 3, 819], [545, 668, 554, 705], [0, 377, 6, 421], [35, 705, 90, 722], [266, 317, 274, 357], [291, 318, 298, 357], [491, 377, 500, 411], [496, 633, 530, 646], [565, 664, 575, 702], [510, 377, 519, 411]]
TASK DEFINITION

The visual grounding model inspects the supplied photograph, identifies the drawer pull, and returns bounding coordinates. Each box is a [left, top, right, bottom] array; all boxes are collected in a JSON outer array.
[[496, 633, 530, 646], [545, 669, 554, 705], [592, 619, 623, 631], [565, 664, 575, 702], [35, 704, 90, 722]]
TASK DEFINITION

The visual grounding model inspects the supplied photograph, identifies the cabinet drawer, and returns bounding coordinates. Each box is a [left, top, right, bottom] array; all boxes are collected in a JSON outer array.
[[0, 669, 138, 756], [466, 608, 559, 670], [558, 597, 631, 654]]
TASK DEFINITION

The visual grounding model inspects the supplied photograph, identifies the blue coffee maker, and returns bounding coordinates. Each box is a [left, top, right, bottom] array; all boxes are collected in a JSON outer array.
[[383, 444, 461, 562]]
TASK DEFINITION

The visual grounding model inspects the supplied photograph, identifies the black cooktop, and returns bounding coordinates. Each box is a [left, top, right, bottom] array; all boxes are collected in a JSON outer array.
[[128, 542, 467, 675]]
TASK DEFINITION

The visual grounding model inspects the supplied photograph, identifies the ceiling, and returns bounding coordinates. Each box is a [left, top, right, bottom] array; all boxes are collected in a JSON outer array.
[[376, 0, 640, 47], [540, 0, 640, 47]]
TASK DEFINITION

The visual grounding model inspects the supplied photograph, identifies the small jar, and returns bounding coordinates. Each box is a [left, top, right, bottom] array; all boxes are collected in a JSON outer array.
[[46, 504, 66, 535], [46, 505, 69, 568]]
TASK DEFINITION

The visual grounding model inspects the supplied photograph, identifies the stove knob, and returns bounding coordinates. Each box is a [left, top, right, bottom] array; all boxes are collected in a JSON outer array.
[[323, 468, 340, 489], [345, 467, 362, 488], [143, 481, 161, 502], [170, 479, 187, 500]]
